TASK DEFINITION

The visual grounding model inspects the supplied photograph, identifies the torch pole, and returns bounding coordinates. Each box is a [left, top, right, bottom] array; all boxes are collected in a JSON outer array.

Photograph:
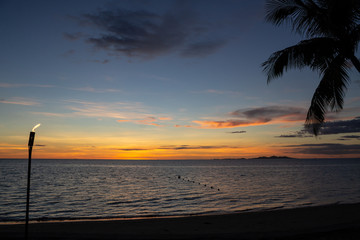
[[25, 131, 35, 240]]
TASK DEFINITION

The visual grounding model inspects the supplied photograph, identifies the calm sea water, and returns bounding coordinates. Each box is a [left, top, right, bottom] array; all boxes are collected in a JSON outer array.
[[1, 158, 360, 222]]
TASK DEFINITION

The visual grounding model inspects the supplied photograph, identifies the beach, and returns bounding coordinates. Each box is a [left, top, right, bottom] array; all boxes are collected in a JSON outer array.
[[1, 203, 360, 240]]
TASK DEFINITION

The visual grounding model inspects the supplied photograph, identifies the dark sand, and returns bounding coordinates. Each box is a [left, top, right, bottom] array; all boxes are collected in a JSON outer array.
[[1, 203, 360, 240]]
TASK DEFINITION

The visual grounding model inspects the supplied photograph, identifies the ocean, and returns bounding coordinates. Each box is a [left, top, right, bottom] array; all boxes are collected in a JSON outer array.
[[1, 158, 360, 222]]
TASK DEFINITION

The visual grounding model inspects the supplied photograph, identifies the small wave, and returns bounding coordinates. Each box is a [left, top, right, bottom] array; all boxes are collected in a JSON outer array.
[[300, 202, 314, 206], [263, 206, 285, 211], [107, 199, 143, 205], [164, 195, 202, 203], [46, 201, 60, 206]]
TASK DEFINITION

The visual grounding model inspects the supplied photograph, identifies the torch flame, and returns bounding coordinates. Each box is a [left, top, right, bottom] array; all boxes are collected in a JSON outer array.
[[32, 123, 41, 132]]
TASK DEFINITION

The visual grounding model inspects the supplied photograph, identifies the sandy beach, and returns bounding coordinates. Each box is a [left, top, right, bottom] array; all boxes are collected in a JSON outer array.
[[1, 203, 360, 240]]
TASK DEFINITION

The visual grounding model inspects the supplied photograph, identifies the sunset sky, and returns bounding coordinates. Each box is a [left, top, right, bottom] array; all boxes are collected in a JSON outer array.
[[1, 0, 360, 159]]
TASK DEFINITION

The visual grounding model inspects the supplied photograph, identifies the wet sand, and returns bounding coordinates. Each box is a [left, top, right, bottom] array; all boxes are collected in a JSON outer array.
[[1, 203, 360, 239]]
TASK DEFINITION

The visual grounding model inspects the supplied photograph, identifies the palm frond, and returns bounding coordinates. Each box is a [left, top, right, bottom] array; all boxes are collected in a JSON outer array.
[[265, 0, 327, 37], [305, 56, 350, 135], [262, 37, 337, 83], [266, 0, 360, 38], [264, 0, 360, 135], [265, 0, 300, 26]]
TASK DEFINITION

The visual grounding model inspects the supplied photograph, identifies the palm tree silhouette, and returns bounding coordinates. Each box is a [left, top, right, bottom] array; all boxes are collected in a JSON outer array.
[[262, 0, 360, 135]]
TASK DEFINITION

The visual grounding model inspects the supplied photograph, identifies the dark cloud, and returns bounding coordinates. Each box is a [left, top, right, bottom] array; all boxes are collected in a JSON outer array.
[[315, 117, 360, 135], [68, 3, 231, 58], [280, 117, 360, 138], [192, 106, 306, 129], [118, 148, 147, 151], [35, 144, 46, 147], [118, 145, 238, 151], [277, 117, 360, 138], [84, 9, 187, 57], [159, 145, 228, 150], [276, 133, 313, 138], [228, 131, 247, 134], [232, 106, 305, 122], [276, 128, 313, 138], [68, 9, 219, 57], [337, 135, 360, 141], [284, 143, 360, 155]]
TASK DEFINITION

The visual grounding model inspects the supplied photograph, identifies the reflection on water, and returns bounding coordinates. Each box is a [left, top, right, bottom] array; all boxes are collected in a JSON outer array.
[[1, 159, 360, 221]]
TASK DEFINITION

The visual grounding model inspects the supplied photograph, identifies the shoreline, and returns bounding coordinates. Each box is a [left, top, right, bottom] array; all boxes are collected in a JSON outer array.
[[0, 205, 287, 224], [1, 203, 360, 239], [0, 202, 341, 225]]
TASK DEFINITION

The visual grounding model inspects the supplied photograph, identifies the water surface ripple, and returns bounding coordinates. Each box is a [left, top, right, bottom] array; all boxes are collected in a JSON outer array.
[[1, 159, 360, 221]]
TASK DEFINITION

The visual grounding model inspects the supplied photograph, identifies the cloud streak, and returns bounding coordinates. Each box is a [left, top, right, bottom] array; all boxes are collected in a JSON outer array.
[[193, 119, 266, 129], [0, 82, 122, 93], [118, 145, 239, 151], [0, 97, 40, 106], [315, 117, 360, 135], [231, 106, 305, 122], [337, 135, 360, 140], [118, 116, 174, 127], [191, 89, 242, 96], [277, 117, 360, 137], [69, 86, 121, 93], [32, 99, 173, 127], [33, 99, 151, 120], [188, 106, 306, 129], [276, 132, 313, 138], [284, 143, 360, 155], [0, 83, 55, 88], [65, 100, 149, 120]]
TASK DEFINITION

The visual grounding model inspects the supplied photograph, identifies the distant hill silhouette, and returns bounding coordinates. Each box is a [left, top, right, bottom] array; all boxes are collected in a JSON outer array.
[[215, 156, 295, 160]]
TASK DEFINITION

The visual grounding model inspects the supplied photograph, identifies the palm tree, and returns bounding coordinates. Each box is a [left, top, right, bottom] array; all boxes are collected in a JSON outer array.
[[262, 0, 360, 135]]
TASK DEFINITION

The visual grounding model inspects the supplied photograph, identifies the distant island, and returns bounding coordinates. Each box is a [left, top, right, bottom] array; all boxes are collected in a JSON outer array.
[[215, 156, 295, 160]]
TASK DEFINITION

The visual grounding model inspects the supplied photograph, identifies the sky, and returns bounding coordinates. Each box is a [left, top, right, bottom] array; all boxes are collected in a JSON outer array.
[[1, 0, 360, 160]]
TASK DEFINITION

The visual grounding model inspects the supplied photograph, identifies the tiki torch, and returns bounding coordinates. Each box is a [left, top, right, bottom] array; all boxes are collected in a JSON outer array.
[[25, 124, 40, 239]]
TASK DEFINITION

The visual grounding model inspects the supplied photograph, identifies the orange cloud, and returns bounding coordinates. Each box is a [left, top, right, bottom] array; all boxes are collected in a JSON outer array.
[[231, 106, 306, 122], [177, 106, 307, 129], [136, 117, 161, 126], [158, 117, 173, 120], [192, 120, 268, 129], [117, 117, 166, 126], [174, 124, 192, 128], [0, 97, 40, 106]]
